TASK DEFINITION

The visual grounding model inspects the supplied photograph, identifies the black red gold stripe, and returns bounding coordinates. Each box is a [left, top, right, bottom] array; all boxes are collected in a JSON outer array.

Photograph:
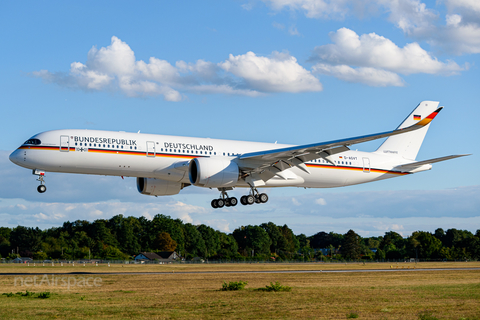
[[18, 145, 408, 176], [19, 146, 75, 151], [306, 163, 410, 176]]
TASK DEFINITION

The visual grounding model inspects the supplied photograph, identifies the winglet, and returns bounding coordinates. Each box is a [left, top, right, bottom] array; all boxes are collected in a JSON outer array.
[[415, 107, 443, 126]]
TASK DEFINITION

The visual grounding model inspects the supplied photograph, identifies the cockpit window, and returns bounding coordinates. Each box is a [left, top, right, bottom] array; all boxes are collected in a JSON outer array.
[[24, 139, 41, 145]]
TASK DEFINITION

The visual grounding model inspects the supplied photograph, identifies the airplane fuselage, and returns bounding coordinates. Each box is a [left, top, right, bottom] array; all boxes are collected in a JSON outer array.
[[10, 129, 418, 190]]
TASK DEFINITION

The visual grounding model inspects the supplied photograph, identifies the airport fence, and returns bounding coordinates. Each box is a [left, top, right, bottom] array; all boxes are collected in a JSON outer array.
[[1, 258, 476, 265]]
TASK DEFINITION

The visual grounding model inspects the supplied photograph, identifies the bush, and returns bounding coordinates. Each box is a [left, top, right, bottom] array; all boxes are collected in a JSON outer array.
[[37, 292, 51, 299], [17, 290, 35, 297], [257, 281, 291, 292], [221, 280, 248, 291]]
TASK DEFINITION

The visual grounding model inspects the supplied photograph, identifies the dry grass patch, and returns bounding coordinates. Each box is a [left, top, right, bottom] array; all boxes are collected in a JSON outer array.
[[0, 265, 479, 319]]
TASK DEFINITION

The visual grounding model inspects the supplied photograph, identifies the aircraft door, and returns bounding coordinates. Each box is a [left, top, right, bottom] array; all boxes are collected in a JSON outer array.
[[146, 141, 155, 157], [362, 157, 370, 173], [60, 135, 70, 152]]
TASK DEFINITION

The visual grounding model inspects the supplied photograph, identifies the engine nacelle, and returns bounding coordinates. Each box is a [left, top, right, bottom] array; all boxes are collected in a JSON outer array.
[[188, 157, 239, 188], [137, 177, 184, 196]]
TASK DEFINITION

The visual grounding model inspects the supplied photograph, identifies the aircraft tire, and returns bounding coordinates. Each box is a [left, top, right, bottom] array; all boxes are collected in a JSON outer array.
[[229, 197, 238, 206], [37, 185, 46, 193], [246, 195, 255, 205], [217, 199, 225, 208], [240, 196, 248, 205], [211, 199, 218, 208], [259, 193, 268, 203]]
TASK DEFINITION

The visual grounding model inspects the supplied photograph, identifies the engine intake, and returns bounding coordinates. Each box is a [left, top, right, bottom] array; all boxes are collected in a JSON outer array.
[[188, 158, 239, 188]]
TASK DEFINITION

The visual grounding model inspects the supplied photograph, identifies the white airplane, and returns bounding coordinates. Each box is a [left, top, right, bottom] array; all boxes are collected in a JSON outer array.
[[9, 101, 468, 208]]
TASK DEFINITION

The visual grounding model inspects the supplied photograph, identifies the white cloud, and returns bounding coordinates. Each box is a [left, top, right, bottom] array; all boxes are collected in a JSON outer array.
[[261, 0, 480, 55], [445, 0, 480, 15], [315, 198, 327, 205], [262, 0, 354, 19], [205, 219, 231, 232], [430, 17, 480, 54], [312, 28, 462, 75], [220, 51, 322, 92], [288, 25, 301, 36], [272, 21, 285, 30], [262, 0, 437, 27], [383, 0, 437, 35], [292, 198, 301, 206], [309, 28, 463, 85], [312, 64, 405, 86], [386, 0, 480, 55], [32, 36, 322, 100], [164, 201, 209, 223]]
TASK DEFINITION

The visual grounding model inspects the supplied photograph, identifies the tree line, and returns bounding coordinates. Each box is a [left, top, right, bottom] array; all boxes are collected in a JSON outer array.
[[0, 214, 479, 261]]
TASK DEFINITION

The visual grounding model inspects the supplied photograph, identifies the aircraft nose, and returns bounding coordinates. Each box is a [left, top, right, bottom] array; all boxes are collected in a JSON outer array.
[[9, 149, 22, 165]]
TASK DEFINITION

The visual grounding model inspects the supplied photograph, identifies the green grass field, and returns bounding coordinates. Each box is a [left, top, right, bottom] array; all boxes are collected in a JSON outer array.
[[1, 262, 479, 319]]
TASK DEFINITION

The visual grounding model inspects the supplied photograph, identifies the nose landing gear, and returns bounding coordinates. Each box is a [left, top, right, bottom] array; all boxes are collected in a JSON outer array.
[[33, 169, 47, 193]]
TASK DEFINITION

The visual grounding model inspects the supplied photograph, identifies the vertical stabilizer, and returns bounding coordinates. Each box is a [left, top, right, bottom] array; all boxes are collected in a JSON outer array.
[[376, 101, 439, 160]]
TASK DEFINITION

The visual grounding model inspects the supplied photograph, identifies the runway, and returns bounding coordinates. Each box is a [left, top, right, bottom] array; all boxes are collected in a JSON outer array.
[[2, 267, 480, 276]]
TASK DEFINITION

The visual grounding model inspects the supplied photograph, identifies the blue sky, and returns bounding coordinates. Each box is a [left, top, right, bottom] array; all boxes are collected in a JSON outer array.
[[1, 0, 479, 237]]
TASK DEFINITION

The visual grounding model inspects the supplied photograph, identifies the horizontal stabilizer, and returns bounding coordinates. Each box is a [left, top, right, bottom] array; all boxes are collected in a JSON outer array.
[[394, 154, 470, 172]]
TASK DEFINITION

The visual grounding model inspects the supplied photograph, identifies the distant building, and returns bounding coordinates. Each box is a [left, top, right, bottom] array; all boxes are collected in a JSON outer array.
[[134, 251, 178, 263], [13, 257, 33, 263]]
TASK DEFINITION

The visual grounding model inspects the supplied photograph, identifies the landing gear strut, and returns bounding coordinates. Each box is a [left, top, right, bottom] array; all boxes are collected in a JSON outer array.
[[34, 169, 47, 193], [240, 186, 268, 206], [211, 188, 238, 209]]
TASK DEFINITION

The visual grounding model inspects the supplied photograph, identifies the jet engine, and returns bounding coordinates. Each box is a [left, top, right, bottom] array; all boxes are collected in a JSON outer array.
[[137, 177, 185, 196], [188, 158, 239, 188]]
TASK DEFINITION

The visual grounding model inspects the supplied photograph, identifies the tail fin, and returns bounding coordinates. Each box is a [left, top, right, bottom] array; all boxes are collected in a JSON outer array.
[[376, 101, 440, 160]]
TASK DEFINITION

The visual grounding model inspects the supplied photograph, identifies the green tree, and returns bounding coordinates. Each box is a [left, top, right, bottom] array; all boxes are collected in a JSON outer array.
[[233, 225, 271, 257], [153, 232, 177, 252], [183, 223, 206, 258], [375, 248, 386, 260], [197, 224, 220, 257], [90, 220, 119, 247], [33, 251, 48, 260], [342, 229, 361, 260], [443, 228, 473, 248], [216, 231, 238, 259], [112, 216, 142, 255], [380, 231, 406, 259], [0, 233, 11, 258], [102, 246, 129, 260], [279, 225, 299, 255], [10, 226, 43, 253], [150, 214, 185, 253], [310, 231, 344, 249], [260, 222, 287, 254], [434, 228, 445, 242], [410, 231, 443, 259]]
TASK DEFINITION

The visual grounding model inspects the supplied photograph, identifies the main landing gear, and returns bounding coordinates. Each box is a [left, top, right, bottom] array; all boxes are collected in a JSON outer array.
[[211, 188, 238, 209], [34, 169, 47, 193], [240, 187, 268, 206], [211, 187, 269, 209]]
